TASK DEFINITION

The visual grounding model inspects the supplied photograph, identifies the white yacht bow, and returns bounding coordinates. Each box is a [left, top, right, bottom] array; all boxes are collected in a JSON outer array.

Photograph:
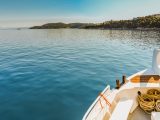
[[83, 49, 160, 120]]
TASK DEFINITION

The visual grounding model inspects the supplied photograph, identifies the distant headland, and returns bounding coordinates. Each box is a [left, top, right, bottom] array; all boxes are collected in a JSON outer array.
[[30, 14, 160, 30]]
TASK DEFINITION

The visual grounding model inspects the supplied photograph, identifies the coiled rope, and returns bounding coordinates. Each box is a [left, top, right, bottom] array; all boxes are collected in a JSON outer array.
[[137, 89, 160, 114]]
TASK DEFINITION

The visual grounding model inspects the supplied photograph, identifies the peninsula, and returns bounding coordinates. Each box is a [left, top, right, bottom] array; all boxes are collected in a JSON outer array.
[[30, 14, 160, 30]]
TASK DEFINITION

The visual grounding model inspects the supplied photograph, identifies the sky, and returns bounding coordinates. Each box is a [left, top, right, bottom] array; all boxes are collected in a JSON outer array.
[[0, 0, 160, 28]]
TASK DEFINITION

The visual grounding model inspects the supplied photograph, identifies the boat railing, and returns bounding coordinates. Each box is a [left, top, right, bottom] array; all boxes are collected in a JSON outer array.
[[82, 85, 111, 120]]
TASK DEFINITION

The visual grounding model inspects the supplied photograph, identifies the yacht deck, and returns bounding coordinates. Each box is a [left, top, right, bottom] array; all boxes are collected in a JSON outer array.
[[128, 106, 150, 120]]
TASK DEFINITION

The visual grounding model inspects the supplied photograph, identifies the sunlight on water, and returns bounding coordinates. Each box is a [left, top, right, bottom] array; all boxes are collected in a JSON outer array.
[[0, 29, 160, 120]]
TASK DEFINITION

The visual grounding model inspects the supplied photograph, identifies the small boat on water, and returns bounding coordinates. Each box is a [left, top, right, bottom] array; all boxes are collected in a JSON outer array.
[[83, 49, 160, 120]]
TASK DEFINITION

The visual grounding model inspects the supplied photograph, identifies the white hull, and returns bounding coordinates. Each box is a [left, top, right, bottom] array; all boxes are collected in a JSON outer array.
[[82, 49, 160, 120]]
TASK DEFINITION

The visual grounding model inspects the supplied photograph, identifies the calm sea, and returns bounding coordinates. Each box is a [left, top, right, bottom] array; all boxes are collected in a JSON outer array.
[[0, 29, 159, 120]]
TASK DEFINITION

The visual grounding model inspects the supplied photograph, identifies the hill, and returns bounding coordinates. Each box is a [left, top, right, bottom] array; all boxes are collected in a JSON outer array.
[[30, 14, 160, 30], [30, 23, 94, 29], [85, 14, 160, 29]]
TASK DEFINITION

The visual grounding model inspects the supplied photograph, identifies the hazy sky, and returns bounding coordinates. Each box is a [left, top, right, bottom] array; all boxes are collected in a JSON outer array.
[[0, 0, 160, 27]]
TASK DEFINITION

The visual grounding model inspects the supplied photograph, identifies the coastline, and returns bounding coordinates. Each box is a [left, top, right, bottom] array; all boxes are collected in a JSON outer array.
[[30, 14, 160, 31], [88, 27, 160, 31], [30, 27, 160, 31]]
